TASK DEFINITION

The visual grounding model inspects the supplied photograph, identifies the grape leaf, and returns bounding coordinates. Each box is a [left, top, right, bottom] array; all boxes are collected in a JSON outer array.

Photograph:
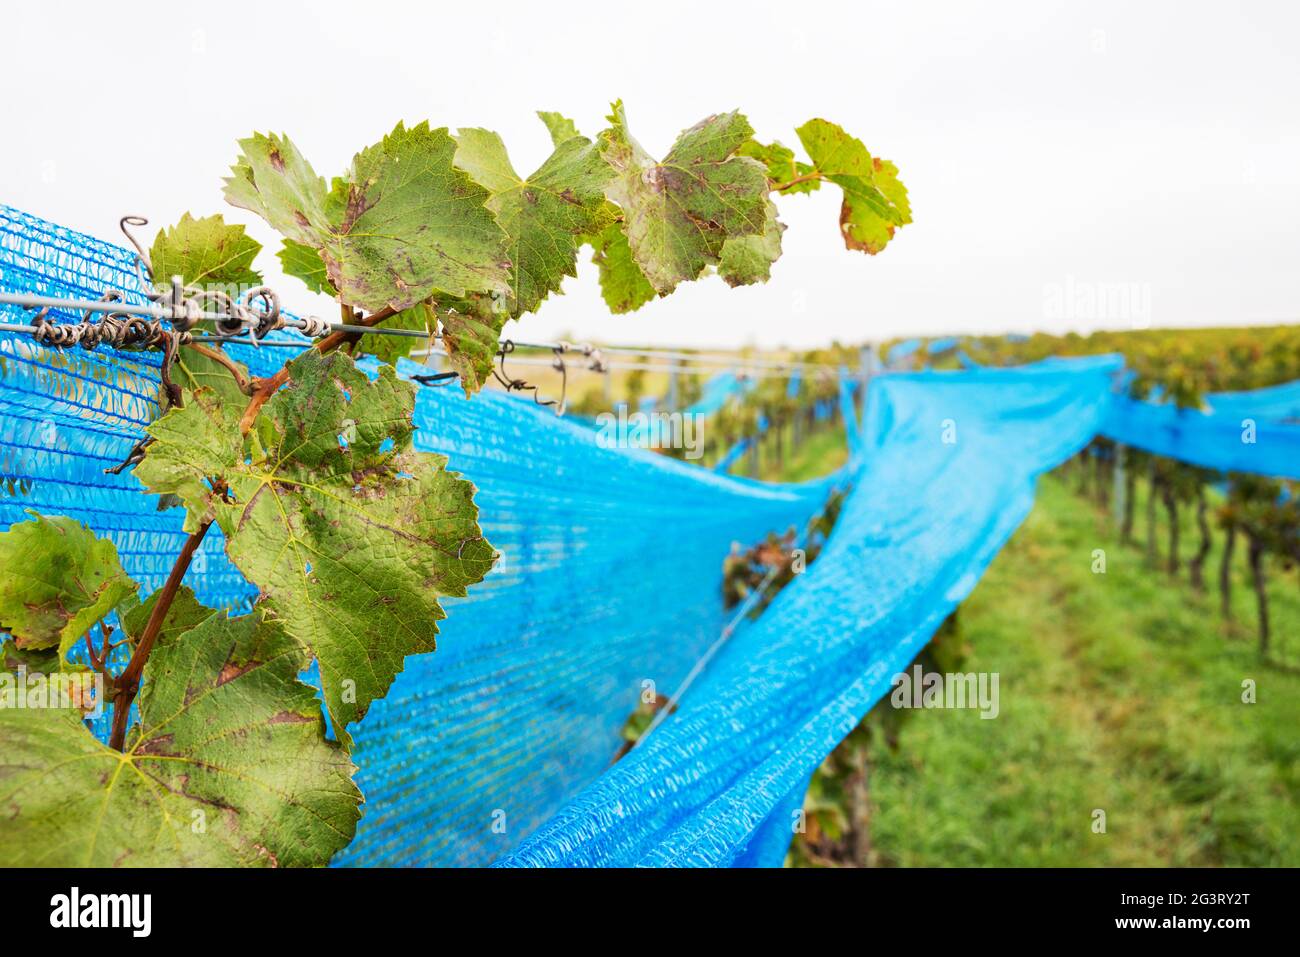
[[122, 581, 215, 650], [1, 637, 59, 673], [277, 238, 338, 297], [149, 213, 263, 290], [132, 349, 496, 745], [0, 513, 136, 660], [175, 343, 252, 410], [718, 199, 785, 287], [537, 110, 581, 146], [224, 122, 510, 313], [589, 222, 657, 313], [598, 101, 769, 296], [794, 119, 912, 254], [453, 126, 615, 316], [432, 294, 509, 394], [738, 140, 820, 195], [0, 600, 361, 866], [361, 302, 436, 365]]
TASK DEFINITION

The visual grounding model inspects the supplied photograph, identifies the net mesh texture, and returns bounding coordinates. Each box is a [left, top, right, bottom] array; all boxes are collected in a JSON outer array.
[[2, 205, 1295, 867]]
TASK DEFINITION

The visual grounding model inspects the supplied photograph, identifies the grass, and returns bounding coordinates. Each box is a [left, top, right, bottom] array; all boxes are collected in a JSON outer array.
[[750, 423, 849, 483], [863, 471, 1300, 866]]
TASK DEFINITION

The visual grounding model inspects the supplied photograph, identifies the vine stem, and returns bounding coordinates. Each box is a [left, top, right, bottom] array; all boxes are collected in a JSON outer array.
[[108, 521, 212, 751], [772, 171, 823, 193], [237, 303, 401, 433], [184, 343, 253, 394]]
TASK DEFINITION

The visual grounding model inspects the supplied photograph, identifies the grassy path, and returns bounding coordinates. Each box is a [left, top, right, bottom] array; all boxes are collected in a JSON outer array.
[[865, 473, 1300, 866]]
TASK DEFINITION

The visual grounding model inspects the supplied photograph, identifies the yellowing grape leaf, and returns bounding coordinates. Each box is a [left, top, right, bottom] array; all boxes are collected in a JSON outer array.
[[224, 122, 510, 313], [795, 119, 911, 254], [0, 513, 136, 660], [0, 598, 361, 866], [133, 349, 496, 745], [149, 213, 263, 290], [599, 101, 769, 296]]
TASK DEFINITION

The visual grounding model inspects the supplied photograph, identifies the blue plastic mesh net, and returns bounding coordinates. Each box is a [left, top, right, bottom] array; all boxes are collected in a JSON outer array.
[[2, 205, 1295, 868], [498, 356, 1124, 866]]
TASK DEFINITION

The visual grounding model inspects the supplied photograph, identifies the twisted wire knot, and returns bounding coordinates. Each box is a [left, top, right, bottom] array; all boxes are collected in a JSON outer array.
[[31, 316, 192, 351], [297, 315, 332, 337]]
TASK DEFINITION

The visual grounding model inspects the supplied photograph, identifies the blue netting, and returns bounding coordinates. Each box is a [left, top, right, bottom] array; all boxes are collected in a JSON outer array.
[[884, 337, 922, 365], [497, 355, 1123, 866], [0, 205, 256, 614], [1203, 380, 1300, 423], [3, 205, 1294, 869], [684, 370, 751, 416], [959, 347, 1300, 478], [329, 356, 852, 865], [785, 366, 802, 398], [1101, 395, 1300, 480]]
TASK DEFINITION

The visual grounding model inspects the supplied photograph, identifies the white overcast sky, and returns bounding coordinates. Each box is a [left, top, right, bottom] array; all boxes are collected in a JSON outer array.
[[5, 0, 1298, 349]]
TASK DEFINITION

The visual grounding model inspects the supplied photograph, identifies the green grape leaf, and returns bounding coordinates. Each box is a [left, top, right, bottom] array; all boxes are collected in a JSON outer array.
[[277, 238, 338, 297], [1, 637, 60, 674], [589, 222, 657, 313], [122, 583, 214, 650], [453, 126, 615, 317], [432, 293, 507, 394], [0, 513, 137, 660], [175, 343, 251, 411], [598, 101, 769, 296], [149, 213, 263, 290], [795, 119, 911, 254], [719, 199, 785, 287], [537, 110, 581, 146], [133, 349, 496, 745], [738, 140, 820, 195], [361, 302, 436, 365], [0, 604, 361, 866], [224, 123, 510, 312]]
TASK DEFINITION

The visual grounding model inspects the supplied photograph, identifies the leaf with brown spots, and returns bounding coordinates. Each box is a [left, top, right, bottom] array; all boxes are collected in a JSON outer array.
[[598, 101, 769, 296], [718, 198, 785, 287], [224, 123, 510, 313], [430, 293, 510, 395], [0, 604, 359, 866], [132, 349, 496, 747]]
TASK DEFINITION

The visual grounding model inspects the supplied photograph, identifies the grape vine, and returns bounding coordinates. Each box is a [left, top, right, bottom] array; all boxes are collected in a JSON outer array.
[[0, 102, 911, 866]]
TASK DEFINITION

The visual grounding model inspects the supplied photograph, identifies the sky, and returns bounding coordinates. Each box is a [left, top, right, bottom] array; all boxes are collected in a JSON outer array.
[[4, 0, 1298, 349]]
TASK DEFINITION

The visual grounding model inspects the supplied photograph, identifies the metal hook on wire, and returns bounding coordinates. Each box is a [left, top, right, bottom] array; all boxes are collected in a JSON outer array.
[[119, 216, 153, 288], [492, 339, 564, 414], [551, 344, 570, 416]]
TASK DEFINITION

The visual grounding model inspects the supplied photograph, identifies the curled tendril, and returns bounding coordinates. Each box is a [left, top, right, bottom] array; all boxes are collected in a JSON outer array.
[[491, 340, 569, 415]]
